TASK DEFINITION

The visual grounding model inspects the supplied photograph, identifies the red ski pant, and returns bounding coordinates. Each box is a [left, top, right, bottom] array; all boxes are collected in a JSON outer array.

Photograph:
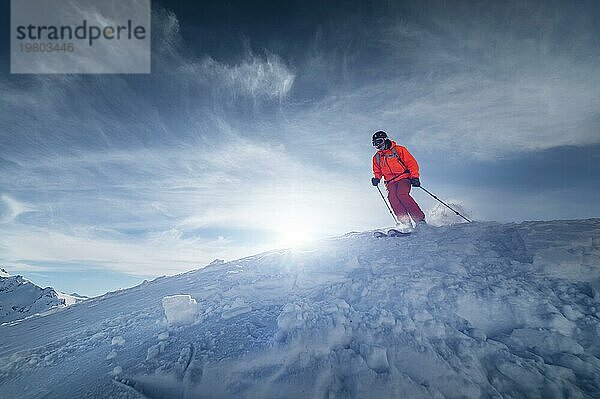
[[386, 179, 425, 223]]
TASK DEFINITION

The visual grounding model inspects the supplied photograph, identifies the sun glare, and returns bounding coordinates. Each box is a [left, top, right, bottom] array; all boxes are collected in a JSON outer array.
[[273, 212, 317, 248], [278, 222, 312, 247], [259, 193, 328, 248]]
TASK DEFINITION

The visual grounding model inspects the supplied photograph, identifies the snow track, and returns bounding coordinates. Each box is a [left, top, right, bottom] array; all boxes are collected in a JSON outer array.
[[0, 220, 599, 398]]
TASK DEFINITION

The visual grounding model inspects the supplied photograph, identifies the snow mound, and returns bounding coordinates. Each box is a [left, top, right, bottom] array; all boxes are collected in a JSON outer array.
[[0, 219, 599, 398], [427, 200, 472, 226], [0, 268, 9, 278], [161, 295, 198, 326], [56, 292, 88, 306]]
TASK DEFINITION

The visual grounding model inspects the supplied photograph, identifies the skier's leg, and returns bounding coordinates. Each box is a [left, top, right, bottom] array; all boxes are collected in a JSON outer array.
[[386, 181, 409, 223], [396, 179, 426, 223]]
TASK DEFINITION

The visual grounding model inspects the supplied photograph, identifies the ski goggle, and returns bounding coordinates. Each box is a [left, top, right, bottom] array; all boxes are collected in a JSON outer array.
[[372, 137, 386, 149]]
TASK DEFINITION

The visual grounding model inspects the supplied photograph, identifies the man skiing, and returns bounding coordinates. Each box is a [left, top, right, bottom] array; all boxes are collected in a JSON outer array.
[[371, 130, 426, 229]]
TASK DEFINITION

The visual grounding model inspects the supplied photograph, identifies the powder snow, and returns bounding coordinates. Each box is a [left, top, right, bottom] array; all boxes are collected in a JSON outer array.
[[0, 220, 599, 398]]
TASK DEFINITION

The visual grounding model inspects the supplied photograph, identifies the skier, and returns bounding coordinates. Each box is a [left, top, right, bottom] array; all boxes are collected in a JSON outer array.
[[371, 130, 426, 229]]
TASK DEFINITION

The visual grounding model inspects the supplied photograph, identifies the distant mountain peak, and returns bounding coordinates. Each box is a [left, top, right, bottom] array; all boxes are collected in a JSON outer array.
[[0, 272, 87, 323]]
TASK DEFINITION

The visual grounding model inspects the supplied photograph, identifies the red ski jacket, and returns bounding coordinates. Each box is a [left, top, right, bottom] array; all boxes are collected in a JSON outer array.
[[372, 141, 420, 183]]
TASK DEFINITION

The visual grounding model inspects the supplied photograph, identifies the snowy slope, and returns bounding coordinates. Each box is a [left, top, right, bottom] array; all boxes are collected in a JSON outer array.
[[0, 220, 599, 398], [0, 270, 87, 323]]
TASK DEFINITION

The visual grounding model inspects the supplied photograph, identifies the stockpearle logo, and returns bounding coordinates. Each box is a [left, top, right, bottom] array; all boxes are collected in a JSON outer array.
[[11, 0, 151, 74]]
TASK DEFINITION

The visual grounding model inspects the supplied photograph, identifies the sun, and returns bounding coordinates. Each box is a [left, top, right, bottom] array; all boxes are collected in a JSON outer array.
[[270, 210, 318, 247], [277, 221, 313, 247], [258, 194, 325, 248]]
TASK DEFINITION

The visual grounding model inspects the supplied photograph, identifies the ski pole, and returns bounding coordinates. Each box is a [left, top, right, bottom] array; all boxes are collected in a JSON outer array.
[[419, 186, 471, 223], [375, 184, 398, 224]]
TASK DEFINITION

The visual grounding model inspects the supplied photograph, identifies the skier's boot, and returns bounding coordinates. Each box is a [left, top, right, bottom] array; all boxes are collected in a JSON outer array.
[[395, 216, 414, 234]]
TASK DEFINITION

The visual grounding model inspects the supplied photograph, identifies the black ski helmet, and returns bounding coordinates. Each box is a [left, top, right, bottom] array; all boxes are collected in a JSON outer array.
[[372, 130, 388, 148]]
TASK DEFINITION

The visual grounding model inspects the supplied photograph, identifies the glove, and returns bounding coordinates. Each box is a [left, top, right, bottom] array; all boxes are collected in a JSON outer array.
[[371, 177, 380, 186], [410, 178, 421, 187]]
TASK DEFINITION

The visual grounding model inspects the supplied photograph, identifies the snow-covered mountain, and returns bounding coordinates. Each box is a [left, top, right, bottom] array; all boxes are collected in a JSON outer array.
[[0, 220, 599, 398], [0, 269, 87, 323]]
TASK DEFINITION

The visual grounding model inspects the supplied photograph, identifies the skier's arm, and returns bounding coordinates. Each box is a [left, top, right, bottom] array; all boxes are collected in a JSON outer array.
[[372, 155, 383, 180], [399, 146, 420, 179]]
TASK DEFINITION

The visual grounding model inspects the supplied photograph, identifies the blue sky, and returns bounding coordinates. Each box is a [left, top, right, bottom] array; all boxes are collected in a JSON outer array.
[[1, 0, 599, 296]]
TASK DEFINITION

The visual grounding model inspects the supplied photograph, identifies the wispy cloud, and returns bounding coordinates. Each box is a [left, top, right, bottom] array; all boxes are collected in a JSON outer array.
[[277, 1, 600, 160], [0, 195, 36, 223], [0, 224, 247, 276], [0, 129, 374, 276], [184, 54, 295, 100]]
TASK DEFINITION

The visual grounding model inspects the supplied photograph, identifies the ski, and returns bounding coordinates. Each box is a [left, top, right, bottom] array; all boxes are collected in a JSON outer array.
[[387, 228, 412, 236], [373, 228, 412, 238]]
